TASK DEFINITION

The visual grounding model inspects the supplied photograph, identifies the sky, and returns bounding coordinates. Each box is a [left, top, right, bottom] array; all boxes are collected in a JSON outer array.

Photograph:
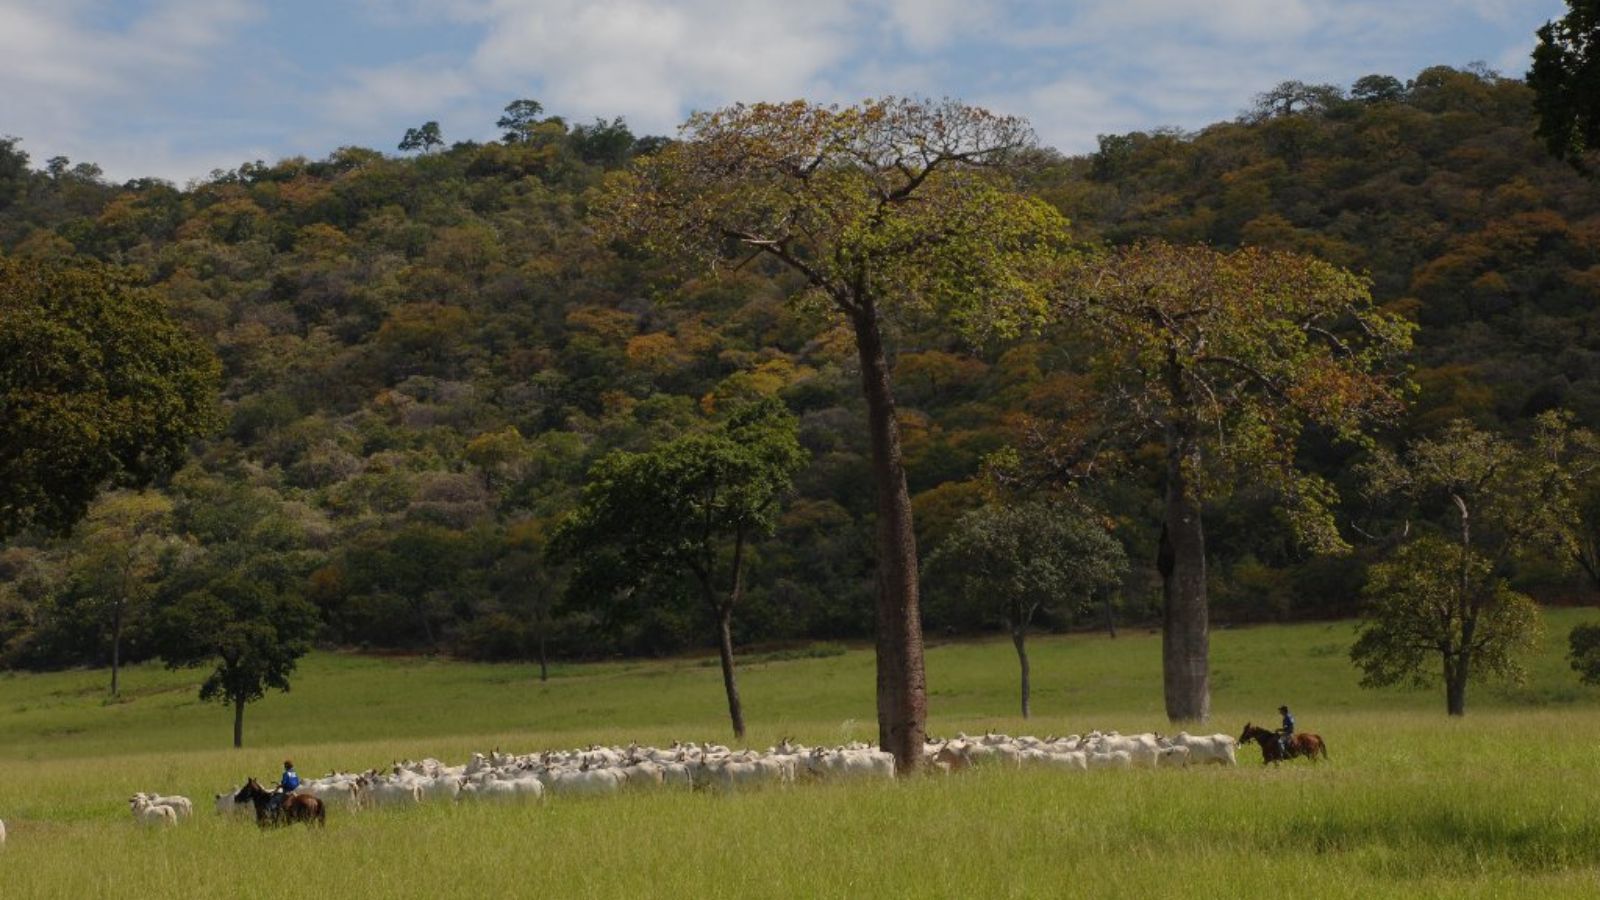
[[0, 0, 1572, 183]]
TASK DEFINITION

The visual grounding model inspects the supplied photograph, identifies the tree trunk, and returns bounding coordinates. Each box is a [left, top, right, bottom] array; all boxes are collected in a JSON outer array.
[[233, 696, 245, 749], [1444, 654, 1467, 716], [536, 591, 549, 683], [110, 601, 124, 697], [1158, 426, 1210, 724], [852, 306, 927, 774], [1449, 494, 1472, 718], [716, 608, 746, 740], [1011, 626, 1031, 719], [1103, 594, 1117, 639]]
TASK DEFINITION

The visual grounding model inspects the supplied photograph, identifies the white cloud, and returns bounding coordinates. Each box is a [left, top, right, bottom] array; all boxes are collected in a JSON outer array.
[[320, 64, 479, 129], [0, 0, 259, 179], [882, 0, 1000, 51]]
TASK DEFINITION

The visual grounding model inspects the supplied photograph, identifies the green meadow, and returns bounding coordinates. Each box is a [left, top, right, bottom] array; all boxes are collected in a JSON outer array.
[[4, 610, 1600, 898]]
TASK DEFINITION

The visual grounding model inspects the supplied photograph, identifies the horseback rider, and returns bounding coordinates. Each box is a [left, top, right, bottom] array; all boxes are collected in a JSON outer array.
[[270, 759, 300, 816], [1276, 705, 1295, 757]]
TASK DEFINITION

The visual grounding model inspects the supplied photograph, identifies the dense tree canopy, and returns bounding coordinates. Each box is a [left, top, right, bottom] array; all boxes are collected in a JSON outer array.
[[0, 258, 218, 538], [1530, 1, 1600, 168]]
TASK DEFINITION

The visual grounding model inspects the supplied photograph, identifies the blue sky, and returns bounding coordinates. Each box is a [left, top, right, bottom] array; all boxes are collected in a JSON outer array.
[[0, 0, 1571, 183]]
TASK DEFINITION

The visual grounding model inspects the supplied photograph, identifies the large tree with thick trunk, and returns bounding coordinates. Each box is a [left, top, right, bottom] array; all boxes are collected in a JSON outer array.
[[595, 98, 1068, 770], [1062, 241, 1410, 723], [548, 399, 806, 740]]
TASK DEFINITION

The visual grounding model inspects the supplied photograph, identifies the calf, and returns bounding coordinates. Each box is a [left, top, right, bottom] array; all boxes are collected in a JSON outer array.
[[129, 797, 178, 827]]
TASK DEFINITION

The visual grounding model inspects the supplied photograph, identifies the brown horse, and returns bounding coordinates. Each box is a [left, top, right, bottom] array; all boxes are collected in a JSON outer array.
[[234, 778, 325, 827], [1238, 723, 1329, 765]]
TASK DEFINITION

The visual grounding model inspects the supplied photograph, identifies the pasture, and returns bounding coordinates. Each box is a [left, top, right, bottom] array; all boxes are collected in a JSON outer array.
[[3, 611, 1600, 898]]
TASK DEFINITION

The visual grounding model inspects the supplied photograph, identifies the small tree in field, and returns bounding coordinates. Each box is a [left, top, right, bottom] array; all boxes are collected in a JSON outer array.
[[548, 399, 806, 739], [595, 97, 1069, 769], [925, 499, 1125, 718], [1354, 413, 1585, 714], [1569, 623, 1600, 683], [157, 576, 318, 748], [1353, 536, 1542, 711], [67, 491, 184, 696], [1061, 241, 1411, 723]]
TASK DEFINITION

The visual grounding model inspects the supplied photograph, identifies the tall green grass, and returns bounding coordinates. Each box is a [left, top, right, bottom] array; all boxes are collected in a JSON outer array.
[[3, 611, 1600, 897]]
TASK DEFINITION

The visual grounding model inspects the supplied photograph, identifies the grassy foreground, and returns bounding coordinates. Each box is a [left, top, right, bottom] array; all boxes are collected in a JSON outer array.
[[3, 611, 1600, 897]]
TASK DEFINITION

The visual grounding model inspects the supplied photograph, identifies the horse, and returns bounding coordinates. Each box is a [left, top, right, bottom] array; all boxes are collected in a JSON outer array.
[[233, 778, 326, 828], [1238, 723, 1329, 765]]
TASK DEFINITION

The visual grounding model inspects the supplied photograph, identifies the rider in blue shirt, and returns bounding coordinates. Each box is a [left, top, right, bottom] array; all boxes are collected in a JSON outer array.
[[1277, 706, 1295, 757], [271, 760, 300, 815]]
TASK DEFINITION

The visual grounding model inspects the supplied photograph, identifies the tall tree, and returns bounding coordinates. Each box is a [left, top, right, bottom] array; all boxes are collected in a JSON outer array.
[[924, 498, 1125, 718], [0, 258, 218, 540], [1530, 0, 1600, 169], [497, 100, 546, 143], [549, 399, 805, 739], [1355, 413, 1585, 714], [494, 518, 560, 682], [595, 97, 1069, 770], [1062, 241, 1411, 722], [68, 491, 183, 696], [398, 121, 444, 154]]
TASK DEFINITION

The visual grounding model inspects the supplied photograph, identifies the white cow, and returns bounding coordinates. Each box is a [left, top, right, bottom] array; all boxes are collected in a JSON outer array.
[[548, 767, 623, 797], [1086, 750, 1133, 770], [1155, 745, 1192, 768], [129, 797, 178, 827], [134, 792, 193, 819], [215, 791, 250, 816], [1166, 732, 1238, 766]]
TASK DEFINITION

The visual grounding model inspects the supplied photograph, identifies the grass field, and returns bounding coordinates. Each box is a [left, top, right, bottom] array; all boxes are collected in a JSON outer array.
[[3, 610, 1600, 897]]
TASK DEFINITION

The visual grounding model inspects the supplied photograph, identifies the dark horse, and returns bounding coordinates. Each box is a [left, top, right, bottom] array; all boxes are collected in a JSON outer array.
[[1238, 723, 1329, 765], [234, 777, 325, 827]]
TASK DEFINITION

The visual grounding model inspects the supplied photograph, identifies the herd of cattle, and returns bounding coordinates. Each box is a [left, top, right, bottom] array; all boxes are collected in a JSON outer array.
[[105, 729, 1240, 827]]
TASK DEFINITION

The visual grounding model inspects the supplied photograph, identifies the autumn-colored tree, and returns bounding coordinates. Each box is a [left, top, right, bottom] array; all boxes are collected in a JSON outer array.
[[595, 97, 1069, 769], [1062, 241, 1412, 722]]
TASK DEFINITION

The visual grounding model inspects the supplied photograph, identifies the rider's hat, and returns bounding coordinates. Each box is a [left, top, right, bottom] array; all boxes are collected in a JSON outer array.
[[1277, 705, 1288, 712], [284, 759, 294, 768]]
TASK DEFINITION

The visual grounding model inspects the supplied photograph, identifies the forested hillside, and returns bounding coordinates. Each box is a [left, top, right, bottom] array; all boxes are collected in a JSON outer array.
[[3, 65, 1598, 670]]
